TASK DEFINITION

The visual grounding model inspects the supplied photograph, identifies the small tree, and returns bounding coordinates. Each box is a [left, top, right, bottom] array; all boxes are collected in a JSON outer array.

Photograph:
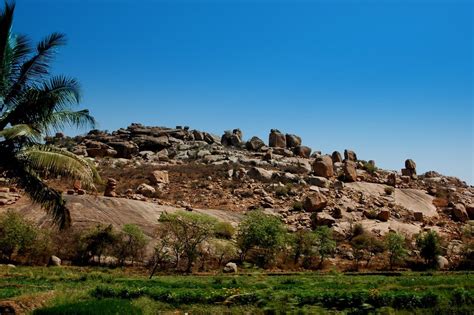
[[158, 211, 217, 273], [314, 226, 336, 268], [416, 230, 442, 267], [79, 224, 117, 265], [115, 224, 147, 266], [292, 229, 316, 267], [236, 210, 286, 267], [351, 233, 385, 269], [385, 232, 407, 270], [0, 211, 37, 262], [211, 239, 238, 267]]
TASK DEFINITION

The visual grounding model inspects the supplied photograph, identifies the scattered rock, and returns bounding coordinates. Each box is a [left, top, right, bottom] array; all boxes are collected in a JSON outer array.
[[377, 210, 390, 222], [452, 203, 469, 222], [285, 134, 302, 148], [269, 129, 286, 148], [312, 155, 334, 178], [104, 178, 118, 197], [413, 212, 424, 222], [49, 255, 61, 267], [303, 192, 328, 212], [311, 212, 336, 227], [247, 167, 274, 181], [246, 136, 265, 151], [343, 161, 357, 182], [332, 151, 343, 163], [436, 256, 449, 270], [344, 149, 357, 162], [223, 262, 238, 273], [149, 170, 170, 185], [294, 146, 312, 158], [136, 184, 156, 197]]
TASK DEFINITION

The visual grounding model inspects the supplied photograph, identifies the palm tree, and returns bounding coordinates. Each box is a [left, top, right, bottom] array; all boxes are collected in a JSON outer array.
[[0, 1, 100, 229]]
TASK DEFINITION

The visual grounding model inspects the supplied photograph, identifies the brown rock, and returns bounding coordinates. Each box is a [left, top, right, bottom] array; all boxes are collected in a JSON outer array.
[[136, 183, 156, 197], [387, 173, 397, 186], [269, 129, 286, 148], [452, 204, 469, 222], [294, 146, 312, 158], [66, 189, 75, 195], [331, 151, 343, 163], [104, 178, 118, 197], [285, 134, 302, 148], [77, 189, 86, 195], [377, 210, 390, 222], [149, 170, 169, 184], [344, 149, 357, 161], [405, 159, 416, 170], [311, 212, 336, 227], [414, 212, 424, 222], [343, 161, 358, 182], [246, 136, 265, 151], [303, 192, 328, 212], [466, 204, 474, 220], [312, 155, 334, 178]]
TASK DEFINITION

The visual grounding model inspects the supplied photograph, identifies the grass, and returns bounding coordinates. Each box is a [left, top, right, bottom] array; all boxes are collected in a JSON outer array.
[[0, 266, 473, 314]]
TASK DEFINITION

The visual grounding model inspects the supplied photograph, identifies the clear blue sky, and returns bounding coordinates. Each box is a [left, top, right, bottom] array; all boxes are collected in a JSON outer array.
[[14, 0, 473, 183]]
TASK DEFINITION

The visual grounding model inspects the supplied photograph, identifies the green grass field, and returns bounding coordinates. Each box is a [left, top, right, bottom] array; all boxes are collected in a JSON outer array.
[[0, 266, 473, 314]]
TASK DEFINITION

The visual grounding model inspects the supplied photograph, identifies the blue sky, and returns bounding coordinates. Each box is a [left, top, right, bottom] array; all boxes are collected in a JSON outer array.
[[14, 0, 473, 183]]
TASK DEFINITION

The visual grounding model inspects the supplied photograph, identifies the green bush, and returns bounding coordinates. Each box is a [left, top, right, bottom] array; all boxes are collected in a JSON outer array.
[[292, 201, 304, 211], [214, 221, 235, 239], [237, 210, 287, 266], [416, 230, 442, 267]]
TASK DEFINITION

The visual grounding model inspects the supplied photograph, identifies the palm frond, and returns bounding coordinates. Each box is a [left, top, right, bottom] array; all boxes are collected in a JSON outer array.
[[1, 75, 82, 129], [5, 32, 66, 104], [42, 109, 96, 132], [17, 145, 101, 188], [13, 164, 71, 229], [0, 123, 40, 140], [0, 1, 14, 71]]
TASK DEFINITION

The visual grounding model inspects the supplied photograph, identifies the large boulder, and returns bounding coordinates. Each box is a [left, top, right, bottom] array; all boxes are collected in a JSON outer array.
[[48, 255, 61, 267], [453, 204, 469, 222], [134, 135, 170, 151], [436, 256, 449, 270], [307, 176, 330, 188], [311, 212, 336, 227], [285, 134, 302, 148], [402, 159, 417, 179], [331, 151, 343, 163], [223, 262, 238, 273], [312, 155, 334, 178], [387, 173, 397, 187], [344, 149, 357, 162], [136, 183, 156, 197], [221, 129, 242, 147], [246, 136, 265, 151], [343, 161, 358, 182], [294, 146, 312, 158], [247, 167, 274, 181], [405, 159, 417, 170], [107, 141, 139, 159], [149, 170, 169, 185], [377, 210, 390, 222], [85, 140, 117, 158], [466, 204, 474, 220], [269, 129, 286, 148], [303, 192, 328, 212]]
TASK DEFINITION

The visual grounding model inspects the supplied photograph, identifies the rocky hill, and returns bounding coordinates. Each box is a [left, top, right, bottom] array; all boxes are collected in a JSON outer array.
[[1, 123, 473, 246]]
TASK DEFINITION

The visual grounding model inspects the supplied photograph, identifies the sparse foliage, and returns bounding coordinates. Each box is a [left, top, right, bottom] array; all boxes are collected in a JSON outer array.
[[385, 232, 408, 270], [313, 226, 336, 268], [416, 230, 442, 267], [157, 211, 217, 273], [115, 224, 147, 266]]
